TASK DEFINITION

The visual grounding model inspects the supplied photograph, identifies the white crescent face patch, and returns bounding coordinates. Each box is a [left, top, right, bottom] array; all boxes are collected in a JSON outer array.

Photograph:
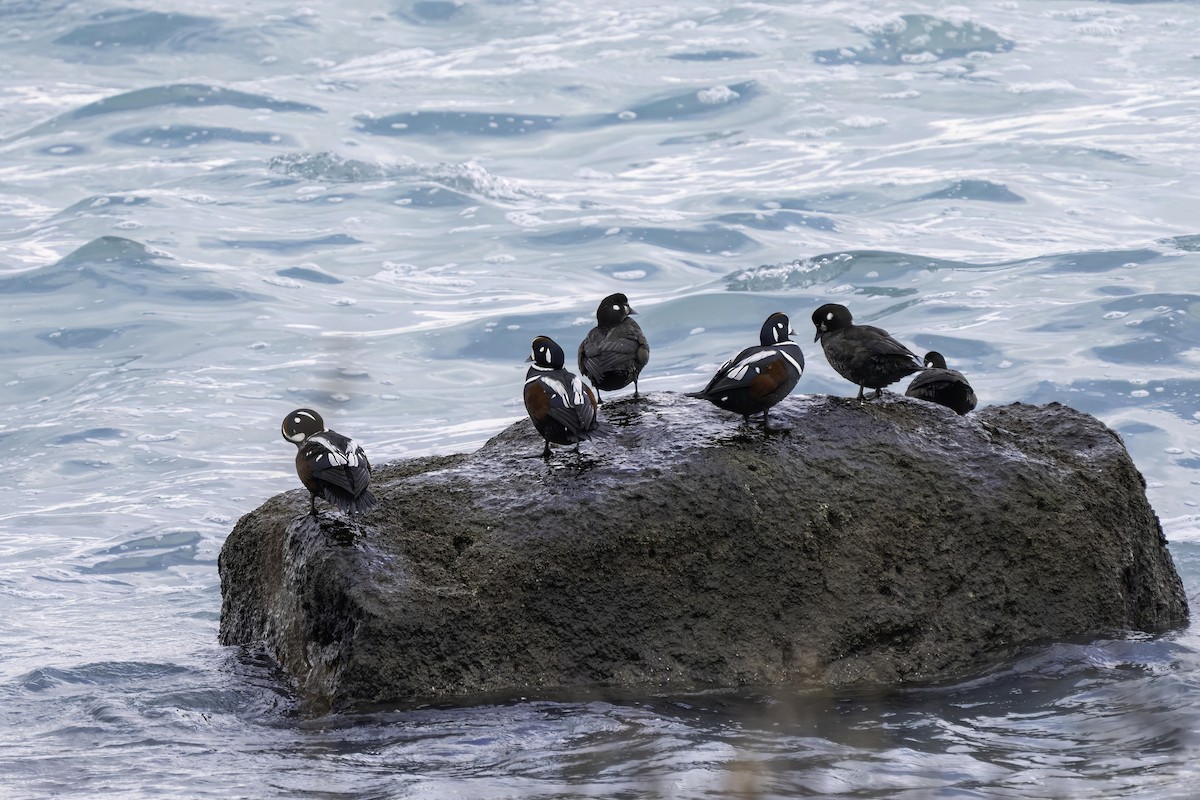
[[285, 410, 321, 442]]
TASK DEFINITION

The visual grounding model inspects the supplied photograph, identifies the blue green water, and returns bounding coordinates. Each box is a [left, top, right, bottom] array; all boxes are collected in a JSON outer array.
[[2, 1, 1200, 796]]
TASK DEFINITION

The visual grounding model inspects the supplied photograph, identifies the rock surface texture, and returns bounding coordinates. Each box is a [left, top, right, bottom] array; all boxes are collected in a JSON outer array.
[[218, 394, 1189, 710]]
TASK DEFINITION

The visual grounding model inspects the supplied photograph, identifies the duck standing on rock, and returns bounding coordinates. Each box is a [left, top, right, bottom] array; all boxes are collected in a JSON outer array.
[[812, 303, 923, 403], [686, 312, 804, 432], [578, 292, 650, 402], [281, 408, 377, 517], [906, 351, 978, 415], [524, 335, 604, 459]]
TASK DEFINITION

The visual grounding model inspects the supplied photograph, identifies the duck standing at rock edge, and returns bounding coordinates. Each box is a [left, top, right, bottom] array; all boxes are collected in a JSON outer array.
[[281, 408, 377, 517], [905, 351, 978, 415], [812, 303, 923, 403], [524, 335, 604, 459], [578, 292, 650, 402], [686, 312, 804, 433]]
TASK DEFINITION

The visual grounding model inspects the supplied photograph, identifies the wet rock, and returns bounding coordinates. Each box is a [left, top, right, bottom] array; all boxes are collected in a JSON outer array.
[[218, 393, 1188, 710]]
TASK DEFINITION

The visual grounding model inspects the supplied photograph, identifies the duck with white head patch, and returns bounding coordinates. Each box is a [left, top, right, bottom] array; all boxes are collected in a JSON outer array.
[[686, 312, 804, 433], [281, 408, 377, 517], [577, 292, 650, 403], [812, 303, 924, 403], [524, 335, 604, 459]]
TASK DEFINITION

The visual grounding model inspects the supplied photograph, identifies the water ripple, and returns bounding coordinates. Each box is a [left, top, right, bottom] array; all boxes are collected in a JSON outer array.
[[3, 0, 1200, 796], [52, 10, 220, 52], [814, 14, 1015, 66]]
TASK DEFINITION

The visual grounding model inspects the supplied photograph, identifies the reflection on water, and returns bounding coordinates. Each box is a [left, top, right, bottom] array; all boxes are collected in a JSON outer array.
[[8, 637, 1199, 798]]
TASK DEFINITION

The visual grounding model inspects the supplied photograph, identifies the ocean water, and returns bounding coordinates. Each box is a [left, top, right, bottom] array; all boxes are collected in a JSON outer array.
[[3, 0, 1200, 796]]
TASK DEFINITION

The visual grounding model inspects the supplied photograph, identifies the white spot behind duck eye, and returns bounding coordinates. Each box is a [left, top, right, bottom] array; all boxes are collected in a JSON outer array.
[[826, 312, 834, 321], [612, 304, 621, 311]]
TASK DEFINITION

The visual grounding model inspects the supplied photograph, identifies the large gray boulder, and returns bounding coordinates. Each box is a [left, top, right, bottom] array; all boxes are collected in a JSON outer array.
[[218, 393, 1188, 710]]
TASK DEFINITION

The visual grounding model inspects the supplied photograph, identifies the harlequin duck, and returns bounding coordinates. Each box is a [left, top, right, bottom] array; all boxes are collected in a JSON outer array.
[[524, 335, 603, 458], [578, 292, 650, 402], [686, 312, 805, 432], [905, 351, 977, 415], [281, 408, 377, 517], [812, 303, 923, 402]]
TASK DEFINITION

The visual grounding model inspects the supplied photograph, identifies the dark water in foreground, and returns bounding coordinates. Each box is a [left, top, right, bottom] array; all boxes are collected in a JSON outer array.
[[4, 0, 1200, 796], [7, 630, 1200, 798]]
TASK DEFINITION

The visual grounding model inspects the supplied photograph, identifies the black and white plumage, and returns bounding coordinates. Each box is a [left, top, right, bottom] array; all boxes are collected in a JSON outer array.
[[524, 335, 603, 459], [686, 312, 805, 432], [578, 292, 650, 403], [812, 303, 923, 403], [281, 408, 377, 517], [905, 351, 978, 415]]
